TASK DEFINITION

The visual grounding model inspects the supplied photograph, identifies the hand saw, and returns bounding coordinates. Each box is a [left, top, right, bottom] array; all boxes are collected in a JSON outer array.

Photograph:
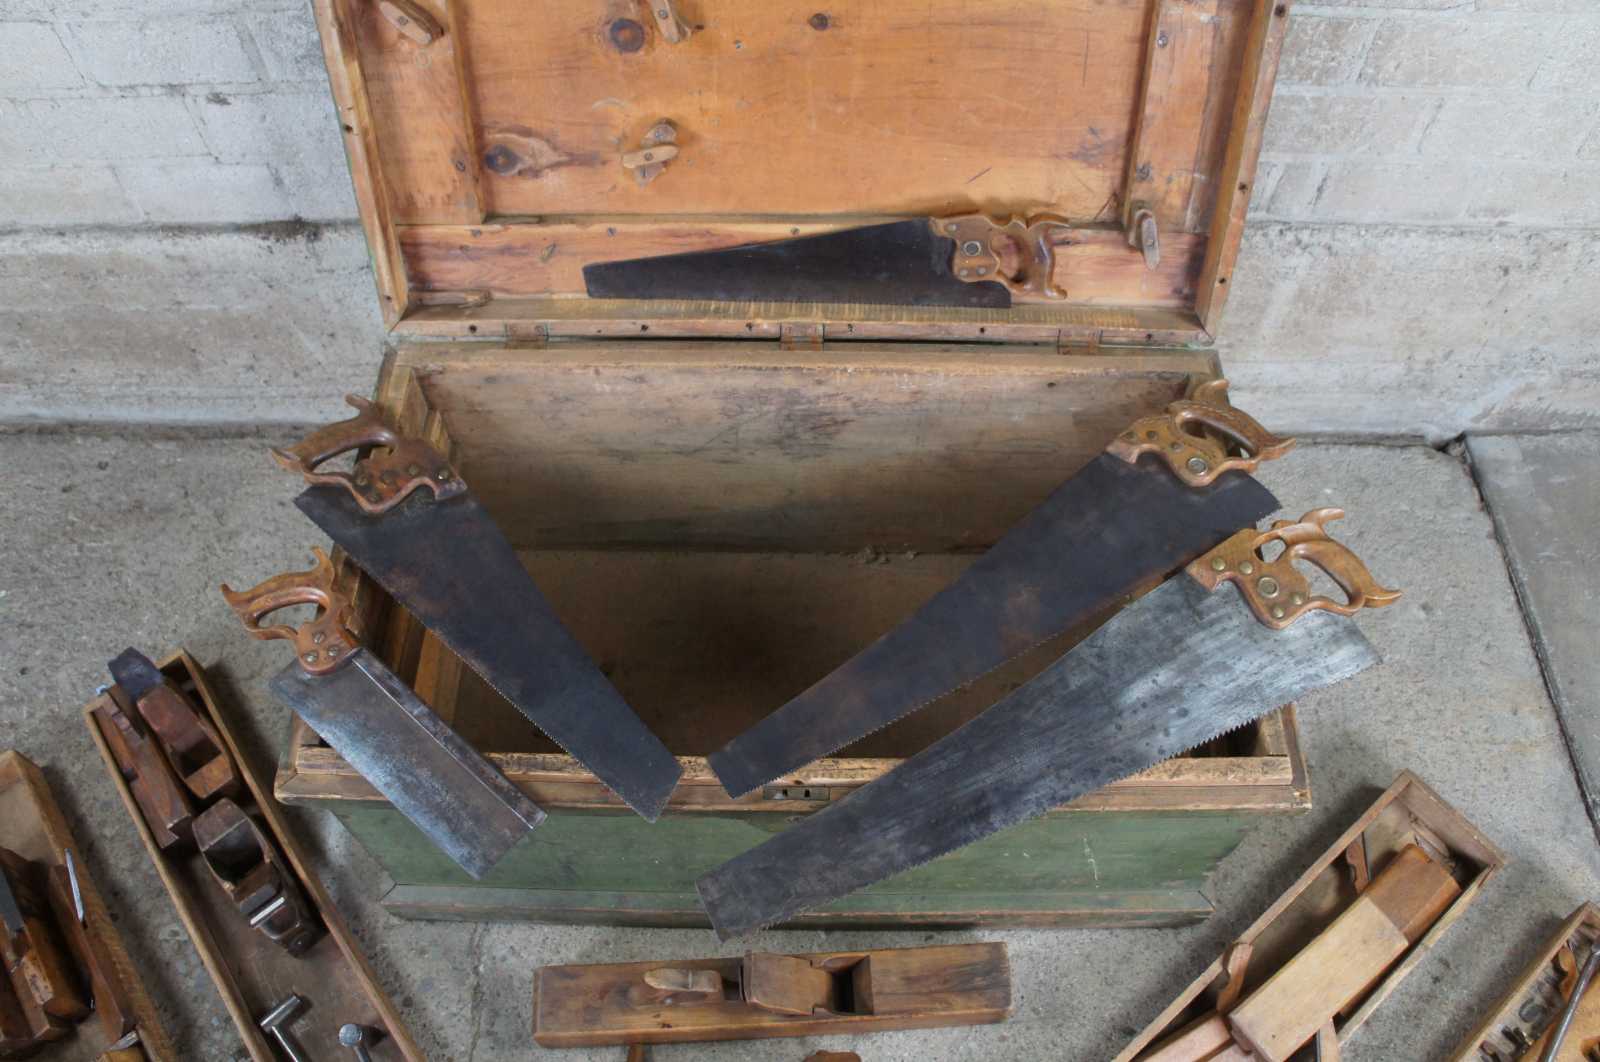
[[583, 214, 1073, 307], [271, 396, 682, 821], [708, 379, 1293, 799], [697, 508, 1401, 938], [221, 548, 546, 879]]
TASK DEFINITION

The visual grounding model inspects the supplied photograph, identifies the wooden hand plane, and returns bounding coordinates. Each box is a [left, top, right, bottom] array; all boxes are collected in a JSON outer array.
[[534, 942, 1010, 1048]]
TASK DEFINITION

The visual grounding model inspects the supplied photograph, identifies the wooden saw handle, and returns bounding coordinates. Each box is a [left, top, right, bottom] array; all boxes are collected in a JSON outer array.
[[1188, 508, 1402, 629], [219, 549, 359, 675], [933, 214, 1072, 300], [270, 394, 463, 515], [1106, 379, 1295, 487]]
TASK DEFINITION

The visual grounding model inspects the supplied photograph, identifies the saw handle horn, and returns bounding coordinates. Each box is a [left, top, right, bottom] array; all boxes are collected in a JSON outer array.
[[933, 214, 1071, 300], [1106, 378, 1295, 487], [270, 394, 464, 515], [1188, 508, 1402, 630], [220, 548, 360, 675]]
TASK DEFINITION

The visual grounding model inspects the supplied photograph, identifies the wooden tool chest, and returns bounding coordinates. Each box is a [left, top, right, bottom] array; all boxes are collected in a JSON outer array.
[[275, 0, 1305, 926]]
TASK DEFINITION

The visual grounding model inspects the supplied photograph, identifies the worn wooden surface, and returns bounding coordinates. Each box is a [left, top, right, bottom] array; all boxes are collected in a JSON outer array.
[[394, 341, 1211, 552], [533, 942, 1009, 1046], [0, 752, 177, 1061], [86, 651, 423, 1062], [304, 0, 1282, 336], [400, 222, 1205, 308], [1117, 772, 1507, 1062]]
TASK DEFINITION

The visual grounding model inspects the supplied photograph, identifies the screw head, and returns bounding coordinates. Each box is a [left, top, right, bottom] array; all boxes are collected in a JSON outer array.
[[961, 240, 983, 257], [303, 652, 318, 664], [1239, 560, 1255, 575], [975, 267, 987, 276], [1271, 605, 1286, 620], [407, 464, 420, 476], [1186, 456, 1209, 475], [946, 223, 958, 233], [1145, 430, 1158, 441], [1290, 592, 1306, 605], [436, 469, 452, 481], [327, 645, 343, 658], [312, 631, 325, 644], [1257, 575, 1281, 598], [339, 1024, 366, 1048], [1209, 556, 1226, 571]]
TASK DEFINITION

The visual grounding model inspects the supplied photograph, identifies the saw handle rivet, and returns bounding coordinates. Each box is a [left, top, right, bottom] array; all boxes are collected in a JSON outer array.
[[1271, 605, 1286, 619], [1257, 576, 1281, 598], [1209, 557, 1227, 572], [1290, 591, 1306, 605], [961, 240, 983, 256], [1186, 456, 1209, 475], [302, 652, 318, 664], [1145, 430, 1158, 441], [1239, 560, 1255, 575]]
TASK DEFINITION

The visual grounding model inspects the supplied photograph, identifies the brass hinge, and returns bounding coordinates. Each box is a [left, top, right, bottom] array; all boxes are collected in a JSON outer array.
[[780, 323, 825, 349]]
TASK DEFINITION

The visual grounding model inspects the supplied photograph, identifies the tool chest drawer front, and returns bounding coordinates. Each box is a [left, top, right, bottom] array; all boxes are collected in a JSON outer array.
[[321, 0, 1292, 337], [275, 341, 1312, 927]]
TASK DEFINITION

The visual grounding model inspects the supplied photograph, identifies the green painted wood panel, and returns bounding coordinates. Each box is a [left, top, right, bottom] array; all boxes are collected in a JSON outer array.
[[320, 803, 1249, 921]]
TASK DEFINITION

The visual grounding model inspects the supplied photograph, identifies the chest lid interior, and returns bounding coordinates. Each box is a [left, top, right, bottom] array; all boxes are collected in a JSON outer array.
[[316, 0, 1292, 344]]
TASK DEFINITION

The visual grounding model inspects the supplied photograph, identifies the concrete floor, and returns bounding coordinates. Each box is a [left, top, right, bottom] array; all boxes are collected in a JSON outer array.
[[1, 429, 1597, 1061]]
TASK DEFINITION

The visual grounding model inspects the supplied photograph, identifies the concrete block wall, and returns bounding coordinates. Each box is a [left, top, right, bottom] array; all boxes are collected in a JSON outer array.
[[1, 0, 1596, 436], [1, 0, 352, 226]]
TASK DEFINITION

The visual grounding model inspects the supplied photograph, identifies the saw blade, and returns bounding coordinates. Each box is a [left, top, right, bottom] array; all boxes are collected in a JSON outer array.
[[708, 454, 1279, 798], [271, 648, 546, 879], [582, 220, 1012, 308], [295, 483, 683, 822], [697, 575, 1380, 939]]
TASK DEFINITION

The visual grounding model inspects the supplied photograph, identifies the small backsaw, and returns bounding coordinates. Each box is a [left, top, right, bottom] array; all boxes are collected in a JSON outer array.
[[697, 509, 1401, 939], [708, 379, 1293, 799], [583, 213, 1075, 308], [222, 549, 546, 879], [271, 396, 682, 821]]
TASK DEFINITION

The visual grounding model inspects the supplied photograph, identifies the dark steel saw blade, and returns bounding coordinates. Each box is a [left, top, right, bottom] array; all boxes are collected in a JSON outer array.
[[295, 484, 682, 821], [582, 220, 1012, 308], [697, 575, 1380, 939], [0, 863, 24, 936], [708, 454, 1280, 798], [271, 648, 545, 879]]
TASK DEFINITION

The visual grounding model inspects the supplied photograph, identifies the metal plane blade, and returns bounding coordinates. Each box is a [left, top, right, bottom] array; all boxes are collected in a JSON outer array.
[[697, 511, 1397, 939], [708, 386, 1294, 799]]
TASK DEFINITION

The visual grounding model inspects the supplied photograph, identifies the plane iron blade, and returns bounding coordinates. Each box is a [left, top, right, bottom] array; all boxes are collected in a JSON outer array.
[[582, 220, 1012, 308], [270, 648, 545, 879], [294, 484, 682, 821], [697, 575, 1380, 939], [708, 455, 1280, 798]]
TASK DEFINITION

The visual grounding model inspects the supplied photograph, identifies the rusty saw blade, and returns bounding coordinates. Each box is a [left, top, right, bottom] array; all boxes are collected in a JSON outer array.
[[697, 509, 1400, 938], [708, 384, 1294, 798], [273, 397, 683, 822], [222, 550, 546, 880]]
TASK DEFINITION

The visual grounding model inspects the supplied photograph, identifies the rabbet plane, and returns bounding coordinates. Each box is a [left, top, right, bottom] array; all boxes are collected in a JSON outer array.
[[584, 213, 1075, 308], [222, 549, 545, 879], [708, 379, 1293, 800], [697, 508, 1401, 939], [269, 395, 682, 821]]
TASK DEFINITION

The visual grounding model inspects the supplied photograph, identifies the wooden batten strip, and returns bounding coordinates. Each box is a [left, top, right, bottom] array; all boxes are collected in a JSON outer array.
[[315, 0, 412, 326], [1195, 0, 1293, 333], [398, 221, 1205, 310], [1123, 0, 1223, 232], [351, 0, 484, 223]]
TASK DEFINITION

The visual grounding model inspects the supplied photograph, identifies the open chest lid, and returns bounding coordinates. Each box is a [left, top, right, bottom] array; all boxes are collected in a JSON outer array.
[[316, 0, 1291, 344]]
